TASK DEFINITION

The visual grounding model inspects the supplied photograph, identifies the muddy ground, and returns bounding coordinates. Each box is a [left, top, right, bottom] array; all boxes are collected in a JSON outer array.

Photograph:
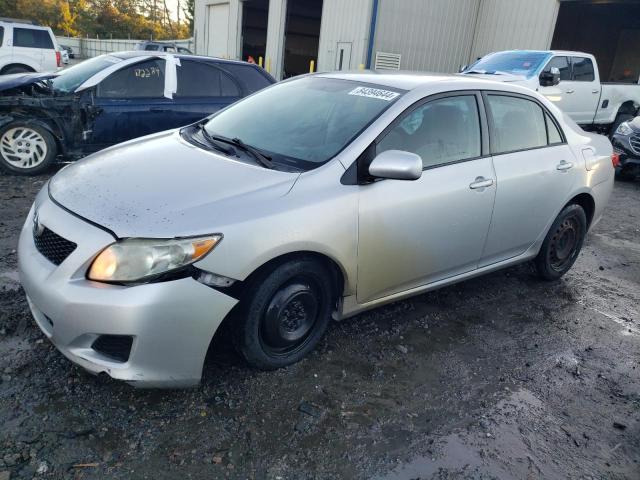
[[0, 171, 638, 480]]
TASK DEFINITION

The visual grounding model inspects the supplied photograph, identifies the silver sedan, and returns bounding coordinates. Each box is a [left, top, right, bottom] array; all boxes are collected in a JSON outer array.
[[18, 73, 614, 387]]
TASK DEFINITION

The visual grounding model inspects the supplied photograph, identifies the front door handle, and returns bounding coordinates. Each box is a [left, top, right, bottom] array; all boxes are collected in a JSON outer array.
[[556, 160, 574, 171], [592, 89, 599, 94], [565, 89, 575, 94], [469, 177, 494, 189]]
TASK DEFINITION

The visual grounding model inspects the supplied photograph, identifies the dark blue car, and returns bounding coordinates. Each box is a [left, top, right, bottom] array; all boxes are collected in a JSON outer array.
[[0, 51, 275, 175]]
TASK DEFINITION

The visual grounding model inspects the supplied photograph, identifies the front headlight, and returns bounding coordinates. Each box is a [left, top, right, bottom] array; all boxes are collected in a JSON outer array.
[[88, 235, 222, 283], [616, 121, 633, 136]]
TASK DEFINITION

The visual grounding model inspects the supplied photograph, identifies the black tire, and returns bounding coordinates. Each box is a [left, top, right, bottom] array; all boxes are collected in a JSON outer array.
[[535, 204, 587, 281], [2, 65, 32, 75], [615, 165, 638, 182], [610, 113, 634, 137], [0, 122, 58, 175], [234, 258, 335, 370]]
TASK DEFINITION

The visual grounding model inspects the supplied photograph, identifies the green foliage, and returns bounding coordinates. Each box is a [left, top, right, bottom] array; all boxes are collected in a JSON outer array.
[[0, 0, 193, 39]]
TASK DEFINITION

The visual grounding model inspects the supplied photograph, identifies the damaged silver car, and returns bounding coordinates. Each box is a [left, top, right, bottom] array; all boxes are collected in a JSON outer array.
[[0, 51, 274, 175], [18, 73, 614, 387]]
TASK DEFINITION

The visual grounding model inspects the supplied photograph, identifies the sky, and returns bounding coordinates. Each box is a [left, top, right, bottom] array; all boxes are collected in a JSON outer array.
[[164, 0, 183, 22]]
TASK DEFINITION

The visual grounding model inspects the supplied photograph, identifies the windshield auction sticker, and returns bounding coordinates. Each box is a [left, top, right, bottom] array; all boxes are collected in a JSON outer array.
[[348, 86, 400, 101]]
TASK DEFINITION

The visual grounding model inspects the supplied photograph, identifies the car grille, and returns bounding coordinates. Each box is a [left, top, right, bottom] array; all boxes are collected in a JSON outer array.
[[629, 134, 640, 155], [33, 226, 77, 266], [92, 335, 133, 362]]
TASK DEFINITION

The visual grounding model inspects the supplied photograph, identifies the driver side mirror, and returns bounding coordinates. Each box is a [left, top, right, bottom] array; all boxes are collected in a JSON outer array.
[[540, 67, 561, 87], [368, 150, 422, 181]]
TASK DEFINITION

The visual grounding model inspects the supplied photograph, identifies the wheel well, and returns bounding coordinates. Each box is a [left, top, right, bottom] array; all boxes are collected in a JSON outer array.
[[202, 251, 346, 369], [242, 251, 345, 300], [567, 193, 595, 227], [0, 63, 35, 74], [617, 101, 639, 117]]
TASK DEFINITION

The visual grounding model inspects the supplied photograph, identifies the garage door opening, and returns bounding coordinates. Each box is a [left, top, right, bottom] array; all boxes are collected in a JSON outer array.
[[241, 0, 269, 64], [282, 0, 323, 78], [552, 1, 640, 83]]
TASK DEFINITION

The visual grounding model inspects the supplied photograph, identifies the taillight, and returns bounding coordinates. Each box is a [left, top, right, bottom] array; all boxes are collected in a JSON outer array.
[[611, 153, 620, 168], [55, 50, 61, 67]]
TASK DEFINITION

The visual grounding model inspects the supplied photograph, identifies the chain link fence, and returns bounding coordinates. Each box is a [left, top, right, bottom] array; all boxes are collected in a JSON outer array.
[[55, 36, 194, 59]]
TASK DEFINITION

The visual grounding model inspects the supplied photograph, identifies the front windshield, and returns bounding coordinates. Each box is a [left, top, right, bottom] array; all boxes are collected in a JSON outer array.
[[466, 51, 550, 77], [204, 77, 404, 167], [51, 55, 122, 93]]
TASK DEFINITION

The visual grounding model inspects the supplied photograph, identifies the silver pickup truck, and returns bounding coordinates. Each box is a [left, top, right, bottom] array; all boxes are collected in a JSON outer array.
[[462, 50, 640, 134]]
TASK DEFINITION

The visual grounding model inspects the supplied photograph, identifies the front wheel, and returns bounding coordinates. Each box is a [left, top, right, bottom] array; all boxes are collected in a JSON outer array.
[[535, 204, 587, 281], [0, 122, 58, 175], [234, 258, 335, 370]]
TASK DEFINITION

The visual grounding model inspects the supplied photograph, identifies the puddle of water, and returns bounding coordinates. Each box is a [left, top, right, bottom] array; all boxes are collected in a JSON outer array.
[[376, 390, 553, 479]]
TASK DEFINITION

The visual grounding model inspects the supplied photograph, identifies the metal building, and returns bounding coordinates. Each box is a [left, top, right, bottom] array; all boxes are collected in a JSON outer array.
[[194, 0, 640, 82]]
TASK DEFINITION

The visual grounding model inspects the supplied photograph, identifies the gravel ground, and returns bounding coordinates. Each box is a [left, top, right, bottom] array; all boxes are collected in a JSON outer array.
[[0, 171, 638, 479]]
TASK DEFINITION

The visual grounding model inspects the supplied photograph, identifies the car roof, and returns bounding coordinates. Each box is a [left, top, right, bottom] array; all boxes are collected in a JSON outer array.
[[316, 70, 545, 98], [0, 20, 51, 30], [109, 51, 252, 66], [482, 49, 592, 58], [317, 71, 505, 91]]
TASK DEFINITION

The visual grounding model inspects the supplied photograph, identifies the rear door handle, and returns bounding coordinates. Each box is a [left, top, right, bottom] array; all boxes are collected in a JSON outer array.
[[469, 177, 494, 189], [565, 89, 575, 94], [592, 89, 599, 94], [556, 160, 574, 171], [149, 106, 165, 112]]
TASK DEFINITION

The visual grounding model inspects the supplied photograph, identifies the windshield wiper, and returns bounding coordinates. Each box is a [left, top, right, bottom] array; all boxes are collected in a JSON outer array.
[[230, 136, 274, 169], [205, 131, 274, 169], [197, 123, 236, 156], [464, 69, 510, 76]]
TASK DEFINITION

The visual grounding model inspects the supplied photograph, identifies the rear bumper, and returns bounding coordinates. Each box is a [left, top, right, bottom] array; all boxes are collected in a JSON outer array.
[[18, 192, 238, 388]]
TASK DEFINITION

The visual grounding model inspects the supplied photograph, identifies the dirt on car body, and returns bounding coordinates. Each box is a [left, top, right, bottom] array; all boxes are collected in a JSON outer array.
[[0, 172, 638, 479]]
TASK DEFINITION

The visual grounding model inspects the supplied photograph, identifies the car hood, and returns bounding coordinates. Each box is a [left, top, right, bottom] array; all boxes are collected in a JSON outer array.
[[49, 131, 300, 238], [0, 72, 57, 93]]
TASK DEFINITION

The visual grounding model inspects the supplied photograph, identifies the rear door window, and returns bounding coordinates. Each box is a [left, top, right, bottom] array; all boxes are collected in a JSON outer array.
[[0, 27, 4, 47], [571, 57, 595, 81], [176, 60, 240, 97], [221, 63, 273, 93], [542, 56, 571, 81], [13, 28, 54, 49], [486, 95, 548, 153], [545, 113, 564, 144], [97, 59, 166, 98]]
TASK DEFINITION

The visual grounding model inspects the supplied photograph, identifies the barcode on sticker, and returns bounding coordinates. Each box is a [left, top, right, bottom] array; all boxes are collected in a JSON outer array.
[[348, 86, 399, 101]]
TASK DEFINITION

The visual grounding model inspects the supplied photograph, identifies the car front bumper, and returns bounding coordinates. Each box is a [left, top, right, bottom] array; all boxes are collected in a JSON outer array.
[[612, 134, 640, 170], [18, 191, 238, 388]]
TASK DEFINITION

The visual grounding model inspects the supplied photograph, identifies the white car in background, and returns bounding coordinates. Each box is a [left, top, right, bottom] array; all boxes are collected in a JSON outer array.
[[462, 50, 640, 135], [0, 19, 61, 74]]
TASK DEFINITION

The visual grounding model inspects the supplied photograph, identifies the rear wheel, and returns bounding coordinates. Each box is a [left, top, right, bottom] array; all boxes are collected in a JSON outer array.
[[535, 204, 587, 281], [0, 122, 57, 175], [234, 258, 335, 370]]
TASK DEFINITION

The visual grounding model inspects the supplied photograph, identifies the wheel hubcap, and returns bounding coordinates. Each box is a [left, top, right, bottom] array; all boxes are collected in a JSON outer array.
[[550, 215, 579, 271], [0, 127, 47, 169], [261, 280, 320, 354]]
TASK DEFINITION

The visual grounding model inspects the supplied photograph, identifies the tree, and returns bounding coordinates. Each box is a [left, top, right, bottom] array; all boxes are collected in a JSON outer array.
[[1, 0, 192, 40]]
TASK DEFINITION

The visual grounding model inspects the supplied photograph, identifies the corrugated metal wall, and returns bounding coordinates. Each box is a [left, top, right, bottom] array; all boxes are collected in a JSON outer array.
[[373, 0, 481, 73], [470, 0, 559, 62], [316, 0, 372, 72]]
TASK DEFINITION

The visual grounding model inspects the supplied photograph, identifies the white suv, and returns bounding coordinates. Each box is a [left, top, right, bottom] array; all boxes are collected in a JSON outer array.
[[0, 19, 61, 74]]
